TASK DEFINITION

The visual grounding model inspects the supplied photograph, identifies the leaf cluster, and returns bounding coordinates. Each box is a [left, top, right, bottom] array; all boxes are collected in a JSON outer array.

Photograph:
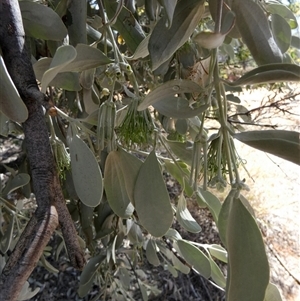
[[1, 0, 299, 300]]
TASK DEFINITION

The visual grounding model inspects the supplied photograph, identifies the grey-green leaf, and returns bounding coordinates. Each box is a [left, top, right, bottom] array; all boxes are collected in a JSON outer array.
[[148, 0, 205, 70], [176, 193, 201, 233], [2, 173, 30, 196], [70, 136, 103, 207], [234, 130, 300, 165], [138, 79, 203, 111], [0, 56, 28, 123], [177, 239, 211, 278], [160, 0, 178, 28], [225, 63, 300, 86], [61, 44, 112, 72], [165, 139, 194, 166], [207, 244, 228, 263], [226, 197, 269, 301], [104, 0, 145, 53], [271, 14, 291, 54], [50, 72, 81, 91], [266, 3, 298, 29], [217, 188, 236, 247], [20, 1, 67, 41], [196, 188, 221, 223], [78, 254, 105, 297], [232, 0, 283, 65], [208, 257, 226, 288], [115, 148, 143, 205], [146, 239, 160, 267], [104, 151, 135, 218], [41, 45, 77, 93], [264, 283, 283, 301], [134, 151, 173, 237], [153, 96, 209, 119]]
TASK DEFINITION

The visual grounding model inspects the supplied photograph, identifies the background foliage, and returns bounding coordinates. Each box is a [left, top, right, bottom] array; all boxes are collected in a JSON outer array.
[[0, 0, 299, 300]]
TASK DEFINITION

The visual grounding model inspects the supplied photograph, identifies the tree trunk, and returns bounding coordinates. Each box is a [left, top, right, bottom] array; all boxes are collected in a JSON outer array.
[[0, 1, 85, 300]]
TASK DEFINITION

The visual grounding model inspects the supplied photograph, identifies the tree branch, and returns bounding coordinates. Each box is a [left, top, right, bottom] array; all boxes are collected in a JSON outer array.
[[0, 0, 85, 299]]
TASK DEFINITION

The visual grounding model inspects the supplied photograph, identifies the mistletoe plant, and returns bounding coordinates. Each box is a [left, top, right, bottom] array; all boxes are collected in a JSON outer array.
[[0, 0, 299, 300]]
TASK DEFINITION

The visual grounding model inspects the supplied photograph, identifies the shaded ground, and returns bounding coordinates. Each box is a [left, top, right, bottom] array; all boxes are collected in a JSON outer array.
[[26, 207, 225, 301]]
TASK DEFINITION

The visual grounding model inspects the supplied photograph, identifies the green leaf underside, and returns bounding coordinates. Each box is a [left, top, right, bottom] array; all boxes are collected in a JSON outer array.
[[70, 136, 103, 207], [134, 151, 173, 237], [148, 0, 205, 71], [226, 198, 269, 301], [0, 56, 28, 123], [234, 130, 300, 165], [177, 239, 211, 278], [104, 151, 135, 218]]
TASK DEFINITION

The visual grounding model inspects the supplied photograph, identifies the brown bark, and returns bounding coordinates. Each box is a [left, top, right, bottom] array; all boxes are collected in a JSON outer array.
[[0, 0, 85, 300]]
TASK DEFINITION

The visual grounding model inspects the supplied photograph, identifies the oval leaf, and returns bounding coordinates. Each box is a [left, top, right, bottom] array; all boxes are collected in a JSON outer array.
[[20, 1, 67, 41], [160, 0, 178, 28], [264, 282, 283, 301], [196, 188, 222, 223], [266, 3, 298, 29], [207, 244, 228, 263], [177, 239, 211, 278], [104, 0, 145, 53], [271, 14, 291, 54], [232, 0, 283, 65], [134, 151, 173, 237], [70, 136, 103, 207], [138, 79, 203, 111], [176, 193, 201, 233], [104, 151, 135, 218], [194, 32, 226, 49], [165, 139, 194, 166], [153, 96, 209, 119], [2, 173, 30, 196], [217, 188, 236, 247], [234, 130, 300, 165], [225, 63, 300, 86], [0, 56, 28, 123], [61, 44, 112, 72], [116, 148, 143, 205], [226, 197, 269, 301], [208, 257, 226, 288], [148, 0, 205, 70], [146, 239, 160, 267], [78, 254, 105, 297], [41, 45, 77, 93]]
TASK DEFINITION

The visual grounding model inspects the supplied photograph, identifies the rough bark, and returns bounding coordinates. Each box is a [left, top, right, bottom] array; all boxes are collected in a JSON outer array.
[[0, 0, 85, 300]]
